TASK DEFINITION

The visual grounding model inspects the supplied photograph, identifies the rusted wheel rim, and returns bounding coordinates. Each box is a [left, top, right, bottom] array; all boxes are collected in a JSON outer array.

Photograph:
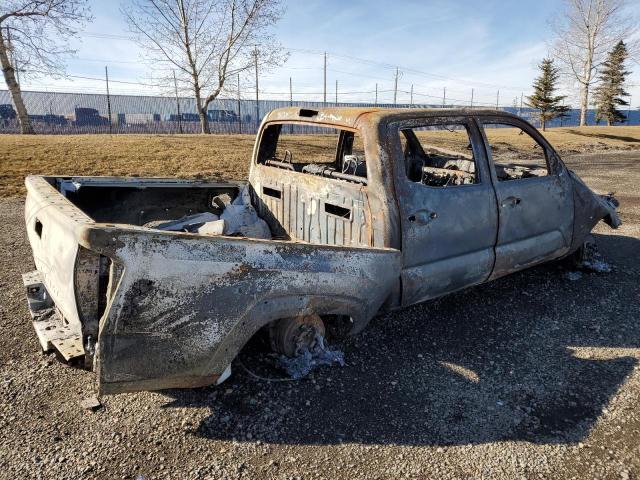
[[270, 314, 325, 357]]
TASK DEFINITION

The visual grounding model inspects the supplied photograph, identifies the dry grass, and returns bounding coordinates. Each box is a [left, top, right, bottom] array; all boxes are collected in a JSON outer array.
[[0, 134, 255, 198], [1, 126, 639, 198], [485, 125, 640, 153], [414, 126, 640, 156]]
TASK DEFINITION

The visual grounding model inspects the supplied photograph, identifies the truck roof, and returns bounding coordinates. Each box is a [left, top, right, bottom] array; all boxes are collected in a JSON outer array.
[[263, 106, 522, 129]]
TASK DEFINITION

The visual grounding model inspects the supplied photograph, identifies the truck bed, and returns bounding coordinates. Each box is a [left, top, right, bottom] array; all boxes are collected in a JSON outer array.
[[23, 175, 401, 394]]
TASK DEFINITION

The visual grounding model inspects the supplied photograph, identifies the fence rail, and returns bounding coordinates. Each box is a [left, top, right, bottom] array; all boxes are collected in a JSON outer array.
[[0, 89, 638, 135]]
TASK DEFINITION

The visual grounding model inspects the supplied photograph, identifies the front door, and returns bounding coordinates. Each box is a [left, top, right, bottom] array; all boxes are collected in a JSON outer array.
[[479, 117, 574, 278], [392, 116, 499, 306]]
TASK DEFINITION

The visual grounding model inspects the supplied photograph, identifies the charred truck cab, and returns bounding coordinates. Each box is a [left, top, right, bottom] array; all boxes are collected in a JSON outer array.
[[22, 108, 620, 394]]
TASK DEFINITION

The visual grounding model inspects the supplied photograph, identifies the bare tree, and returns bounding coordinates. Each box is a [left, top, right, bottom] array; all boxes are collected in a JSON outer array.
[[124, 0, 286, 134], [0, 1, 92, 134], [551, 0, 638, 126]]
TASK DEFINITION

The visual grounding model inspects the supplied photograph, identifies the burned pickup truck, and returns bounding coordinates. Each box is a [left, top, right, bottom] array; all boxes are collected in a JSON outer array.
[[23, 107, 620, 394]]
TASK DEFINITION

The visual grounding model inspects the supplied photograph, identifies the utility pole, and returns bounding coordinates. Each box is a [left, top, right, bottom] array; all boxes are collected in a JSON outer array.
[[519, 92, 523, 116], [289, 76, 293, 133], [237, 73, 242, 134], [375, 83, 378, 106], [105, 66, 112, 134], [335, 79, 338, 105], [173, 70, 183, 134], [560, 98, 564, 127], [496, 90, 500, 110], [254, 47, 259, 129], [470, 88, 474, 108], [289, 76, 293, 106], [627, 95, 632, 125], [442, 87, 446, 108], [393, 67, 399, 106], [323, 52, 327, 106], [410, 84, 414, 106]]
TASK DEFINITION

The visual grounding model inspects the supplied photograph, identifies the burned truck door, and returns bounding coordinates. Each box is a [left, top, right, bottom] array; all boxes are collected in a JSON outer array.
[[392, 117, 499, 306], [479, 117, 574, 278]]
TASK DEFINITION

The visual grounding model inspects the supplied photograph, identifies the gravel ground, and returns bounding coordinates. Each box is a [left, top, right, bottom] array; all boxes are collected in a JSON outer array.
[[1, 151, 639, 480]]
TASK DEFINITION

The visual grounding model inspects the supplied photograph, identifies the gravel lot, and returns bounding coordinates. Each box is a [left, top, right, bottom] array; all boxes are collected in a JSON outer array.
[[0, 151, 639, 480]]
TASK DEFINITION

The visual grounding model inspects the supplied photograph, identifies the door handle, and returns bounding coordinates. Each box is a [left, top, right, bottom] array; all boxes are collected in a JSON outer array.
[[408, 210, 437, 225], [501, 196, 521, 208]]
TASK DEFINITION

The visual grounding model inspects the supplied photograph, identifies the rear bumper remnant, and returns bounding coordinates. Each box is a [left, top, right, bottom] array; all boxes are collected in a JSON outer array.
[[23, 270, 84, 362]]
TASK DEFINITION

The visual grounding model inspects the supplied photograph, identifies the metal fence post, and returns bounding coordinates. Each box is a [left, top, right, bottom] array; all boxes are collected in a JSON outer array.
[[289, 77, 293, 133], [173, 70, 183, 134], [323, 52, 327, 106], [105, 66, 112, 134], [393, 67, 399, 106], [237, 73, 242, 134], [519, 92, 523, 116]]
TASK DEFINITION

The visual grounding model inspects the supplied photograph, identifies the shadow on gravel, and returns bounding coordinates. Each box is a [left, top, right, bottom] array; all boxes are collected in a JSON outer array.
[[162, 233, 640, 447]]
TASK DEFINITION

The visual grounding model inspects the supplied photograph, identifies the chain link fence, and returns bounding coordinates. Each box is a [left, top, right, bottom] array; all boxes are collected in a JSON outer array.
[[0, 89, 637, 134]]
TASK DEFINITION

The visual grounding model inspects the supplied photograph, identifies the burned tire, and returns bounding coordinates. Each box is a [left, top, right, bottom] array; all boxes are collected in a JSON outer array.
[[269, 314, 325, 357], [560, 235, 596, 269]]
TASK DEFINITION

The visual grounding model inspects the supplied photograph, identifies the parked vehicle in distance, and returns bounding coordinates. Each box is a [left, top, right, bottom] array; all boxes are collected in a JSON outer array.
[[22, 107, 620, 395], [167, 110, 239, 123], [123, 113, 161, 124], [28, 114, 68, 126], [173, 112, 200, 122], [0, 104, 16, 120], [208, 109, 239, 122], [69, 107, 110, 126]]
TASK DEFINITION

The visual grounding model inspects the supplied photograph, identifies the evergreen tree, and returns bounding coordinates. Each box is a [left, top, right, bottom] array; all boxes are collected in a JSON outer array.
[[526, 58, 569, 131], [593, 41, 630, 126]]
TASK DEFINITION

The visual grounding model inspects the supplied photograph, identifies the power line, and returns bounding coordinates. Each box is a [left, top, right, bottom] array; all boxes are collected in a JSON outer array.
[[73, 57, 143, 64], [29, 71, 166, 87], [287, 47, 530, 92], [78, 30, 532, 93], [78, 29, 640, 97]]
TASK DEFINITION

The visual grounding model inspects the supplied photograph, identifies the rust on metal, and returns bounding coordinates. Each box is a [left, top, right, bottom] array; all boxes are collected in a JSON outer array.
[[22, 107, 620, 395]]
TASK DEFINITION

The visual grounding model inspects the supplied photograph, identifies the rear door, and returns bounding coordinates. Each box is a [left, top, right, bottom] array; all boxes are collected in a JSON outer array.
[[391, 116, 499, 306], [479, 116, 573, 278]]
